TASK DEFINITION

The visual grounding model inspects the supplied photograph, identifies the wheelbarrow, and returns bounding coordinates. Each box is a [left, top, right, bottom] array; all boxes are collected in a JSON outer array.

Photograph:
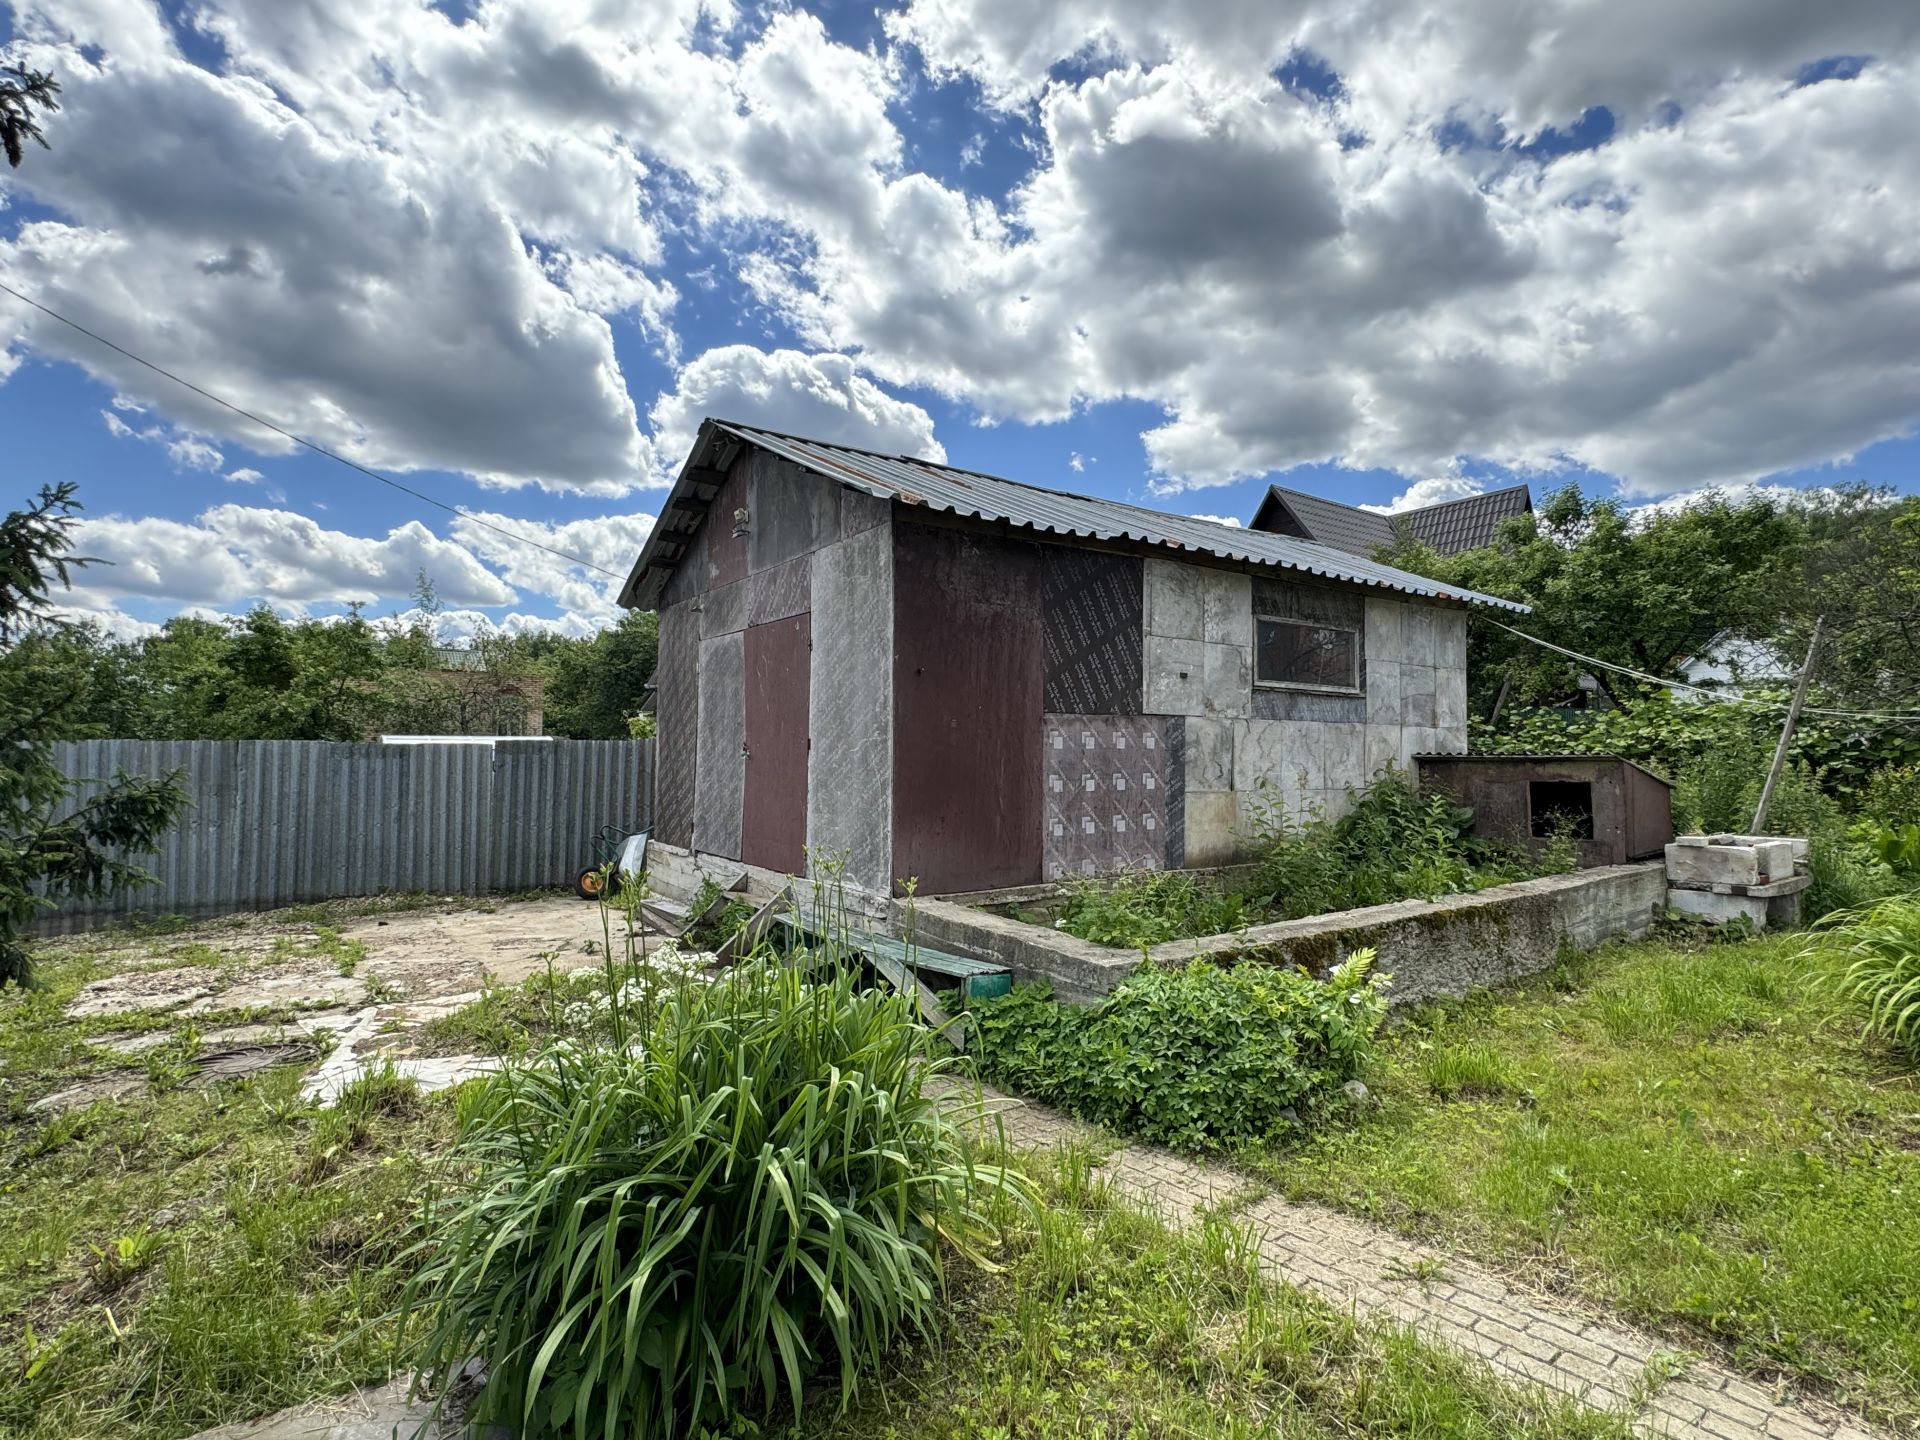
[[575, 826, 649, 900]]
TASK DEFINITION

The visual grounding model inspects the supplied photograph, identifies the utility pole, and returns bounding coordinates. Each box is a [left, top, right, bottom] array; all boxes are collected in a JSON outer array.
[[1751, 616, 1823, 834]]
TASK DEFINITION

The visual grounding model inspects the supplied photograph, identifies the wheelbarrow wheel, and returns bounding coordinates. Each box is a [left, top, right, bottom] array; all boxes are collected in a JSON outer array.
[[575, 866, 614, 901]]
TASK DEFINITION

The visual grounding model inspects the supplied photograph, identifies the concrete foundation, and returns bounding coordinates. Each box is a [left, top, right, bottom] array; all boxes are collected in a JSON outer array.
[[1664, 832, 1812, 931], [906, 862, 1667, 1008]]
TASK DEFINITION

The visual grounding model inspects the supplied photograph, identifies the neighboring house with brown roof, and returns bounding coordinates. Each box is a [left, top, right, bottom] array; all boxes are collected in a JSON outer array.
[[1250, 483, 1533, 557]]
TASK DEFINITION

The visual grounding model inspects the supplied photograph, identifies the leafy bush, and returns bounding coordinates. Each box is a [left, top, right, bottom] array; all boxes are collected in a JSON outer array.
[[1862, 763, 1920, 828], [971, 952, 1387, 1150], [1052, 870, 1249, 948], [1807, 897, 1920, 1061], [1243, 769, 1544, 922], [398, 950, 1010, 1437]]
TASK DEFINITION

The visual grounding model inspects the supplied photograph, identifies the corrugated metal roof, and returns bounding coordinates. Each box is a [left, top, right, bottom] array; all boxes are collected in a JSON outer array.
[[621, 420, 1529, 612]]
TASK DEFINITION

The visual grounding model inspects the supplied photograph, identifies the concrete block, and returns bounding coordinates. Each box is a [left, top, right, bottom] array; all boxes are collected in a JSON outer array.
[[1144, 558, 1206, 640], [1404, 605, 1437, 662], [1402, 664, 1437, 727], [1236, 718, 1320, 792], [1184, 791, 1240, 865], [1201, 642, 1251, 717], [1366, 660, 1402, 724], [1365, 597, 1406, 664], [1435, 609, 1468, 670], [1185, 717, 1235, 791], [1667, 887, 1773, 930], [1324, 722, 1366, 794], [1143, 635, 1208, 715], [1435, 666, 1467, 730], [1365, 723, 1400, 780], [1665, 839, 1794, 889], [1201, 570, 1252, 646]]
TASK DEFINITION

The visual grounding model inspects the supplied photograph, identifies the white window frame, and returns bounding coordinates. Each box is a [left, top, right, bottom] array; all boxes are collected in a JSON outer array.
[[1252, 614, 1363, 695]]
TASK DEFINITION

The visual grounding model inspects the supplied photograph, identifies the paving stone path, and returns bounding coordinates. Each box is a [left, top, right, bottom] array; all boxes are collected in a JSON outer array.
[[965, 1085, 1887, 1440]]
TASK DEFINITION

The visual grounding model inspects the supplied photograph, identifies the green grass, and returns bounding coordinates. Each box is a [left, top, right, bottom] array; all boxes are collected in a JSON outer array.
[[792, 1148, 1638, 1440], [0, 951, 453, 1440], [1252, 932, 1920, 1431]]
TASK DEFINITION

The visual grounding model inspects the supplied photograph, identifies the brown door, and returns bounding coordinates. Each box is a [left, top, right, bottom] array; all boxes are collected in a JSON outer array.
[[742, 613, 811, 874]]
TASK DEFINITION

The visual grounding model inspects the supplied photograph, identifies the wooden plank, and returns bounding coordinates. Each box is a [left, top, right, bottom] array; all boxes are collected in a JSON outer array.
[[867, 950, 967, 1054], [712, 887, 789, 966]]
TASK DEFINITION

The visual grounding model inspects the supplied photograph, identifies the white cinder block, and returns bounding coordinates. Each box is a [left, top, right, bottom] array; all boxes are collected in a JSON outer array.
[[1185, 717, 1235, 791], [1143, 634, 1208, 714], [1323, 722, 1367, 794], [1366, 660, 1402, 725], [1202, 571, 1252, 646], [1666, 887, 1773, 930], [1144, 558, 1205, 639], [1202, 642, 1251, 717], [1365, 597, 1406, 664], [1435, 667, 1468, 731], [1365, 723, 1400, 780]]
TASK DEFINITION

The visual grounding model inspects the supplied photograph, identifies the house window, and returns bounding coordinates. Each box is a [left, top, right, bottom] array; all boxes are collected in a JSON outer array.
[[1254, 617, 1360, 692]]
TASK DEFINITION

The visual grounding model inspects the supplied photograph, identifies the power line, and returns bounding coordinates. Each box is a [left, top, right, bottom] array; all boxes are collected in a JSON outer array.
[[1478, 615, 1920, 724], [0, 278, 626, 581]]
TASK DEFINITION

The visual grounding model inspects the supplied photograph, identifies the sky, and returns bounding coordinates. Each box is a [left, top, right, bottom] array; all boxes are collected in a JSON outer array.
[[2, 0, 1918, 641]]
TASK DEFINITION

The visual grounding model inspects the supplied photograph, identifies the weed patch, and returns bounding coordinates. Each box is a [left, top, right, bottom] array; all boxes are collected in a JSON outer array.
[[972, 952, 1386, 1150]]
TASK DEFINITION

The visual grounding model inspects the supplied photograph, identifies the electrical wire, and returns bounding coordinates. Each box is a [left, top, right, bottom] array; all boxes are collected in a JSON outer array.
[[0, 278, 627, 580], [1477, 615, 1920, 724]]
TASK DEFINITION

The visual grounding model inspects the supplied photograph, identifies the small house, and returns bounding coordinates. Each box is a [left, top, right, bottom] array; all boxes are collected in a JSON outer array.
[[1250, 482, 1532, 556], [618, 421, 1526, 898]]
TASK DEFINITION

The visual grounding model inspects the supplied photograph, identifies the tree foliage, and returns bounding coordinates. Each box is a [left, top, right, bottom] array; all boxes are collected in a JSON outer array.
[[0, 62, 59, 169], [1, 485, 186, 985], [29, 604, 659, 742], [1380, 483, 1806, 712]]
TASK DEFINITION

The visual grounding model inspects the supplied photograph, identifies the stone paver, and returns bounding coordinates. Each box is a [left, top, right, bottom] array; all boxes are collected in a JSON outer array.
[[955, 1084, 1889, 1440]]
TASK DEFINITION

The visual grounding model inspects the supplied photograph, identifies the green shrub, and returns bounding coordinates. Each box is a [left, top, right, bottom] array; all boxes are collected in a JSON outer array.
[[1807, 896, 1920, 1061], [1863, 762, 1920, 828], [398, 956, 1011, 1437], [971, 952, 1387, 1150], [1053, 870, 1249, 948]]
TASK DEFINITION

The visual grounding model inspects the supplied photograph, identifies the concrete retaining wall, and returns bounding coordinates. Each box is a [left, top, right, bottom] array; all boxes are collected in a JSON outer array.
[[904, 861, 1667, 1007]]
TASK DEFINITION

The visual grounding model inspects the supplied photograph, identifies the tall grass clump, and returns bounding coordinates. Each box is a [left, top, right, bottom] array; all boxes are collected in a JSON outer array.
[[1807, 896, 1920, 1061], [397, 892, 1012, 1437]]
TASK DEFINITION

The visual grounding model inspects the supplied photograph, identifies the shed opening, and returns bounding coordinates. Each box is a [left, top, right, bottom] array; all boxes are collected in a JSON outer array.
[[1529, 780, 1595, 840]]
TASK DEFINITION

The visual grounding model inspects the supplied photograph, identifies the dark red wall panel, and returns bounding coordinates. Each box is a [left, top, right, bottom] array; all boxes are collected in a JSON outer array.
[[892, 523, 1043, 894], [743, 613, 811, 875]]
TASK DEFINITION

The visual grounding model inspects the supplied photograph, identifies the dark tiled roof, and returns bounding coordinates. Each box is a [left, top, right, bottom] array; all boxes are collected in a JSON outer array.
[[1256, 487, 1396, 555], [622, 421, 1530, 613], [1250, 482, 1532, 557], [1402, 485, 1534, 552]]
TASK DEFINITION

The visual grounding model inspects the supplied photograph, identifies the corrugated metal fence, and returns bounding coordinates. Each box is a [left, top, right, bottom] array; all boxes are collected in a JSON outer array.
[[41, 739, 654, 932]]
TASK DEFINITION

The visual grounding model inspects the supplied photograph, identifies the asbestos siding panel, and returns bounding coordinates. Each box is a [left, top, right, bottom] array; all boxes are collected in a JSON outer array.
[[743, 614, 812, 875], [1042, 548, 1143, 714], [749, 453, 841, 574], [706, 462, 750, 591], [653, 598, 701, 847], [892, 524, 1044, 894], [1040, 715, 1171, 879], [693, 630, 747, 859], [807, 521, 894, 895]]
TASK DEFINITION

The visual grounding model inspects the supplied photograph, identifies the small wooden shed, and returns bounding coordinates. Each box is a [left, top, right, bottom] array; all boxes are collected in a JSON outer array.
[[1414, 754, 1673, 868]]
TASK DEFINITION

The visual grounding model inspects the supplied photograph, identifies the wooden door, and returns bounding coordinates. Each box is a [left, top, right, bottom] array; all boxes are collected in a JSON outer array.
[[742, 613, 811, 874]]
